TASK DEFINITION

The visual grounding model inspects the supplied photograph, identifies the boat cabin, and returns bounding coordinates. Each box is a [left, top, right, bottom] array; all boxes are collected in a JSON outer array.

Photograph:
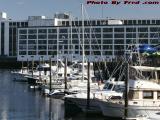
[[128, 79, 160, 106], [129, 66, 160, 83]]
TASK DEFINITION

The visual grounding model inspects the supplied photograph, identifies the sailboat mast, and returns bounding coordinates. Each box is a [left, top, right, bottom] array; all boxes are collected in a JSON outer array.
[[124, 62, 129, 119], [81, 4, 84, 82]]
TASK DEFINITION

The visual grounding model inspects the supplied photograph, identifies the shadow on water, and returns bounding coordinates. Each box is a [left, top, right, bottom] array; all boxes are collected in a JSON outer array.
[[0, 70, 122, 120]]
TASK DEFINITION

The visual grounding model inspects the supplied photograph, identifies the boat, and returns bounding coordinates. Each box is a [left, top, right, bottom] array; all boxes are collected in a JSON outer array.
[[64, 79, 124, 113], [98, 65, 160, 120]]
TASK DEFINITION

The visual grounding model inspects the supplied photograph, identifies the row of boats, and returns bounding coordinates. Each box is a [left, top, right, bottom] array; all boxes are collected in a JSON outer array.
[[11, 60, 160, 120]]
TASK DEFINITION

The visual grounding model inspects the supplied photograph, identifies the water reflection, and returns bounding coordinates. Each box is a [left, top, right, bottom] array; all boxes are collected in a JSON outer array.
[[0, 70, 120, 120]]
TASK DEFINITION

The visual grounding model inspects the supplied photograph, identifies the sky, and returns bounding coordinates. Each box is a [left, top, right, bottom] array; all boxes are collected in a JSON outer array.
[[0, 0, 160, 20]]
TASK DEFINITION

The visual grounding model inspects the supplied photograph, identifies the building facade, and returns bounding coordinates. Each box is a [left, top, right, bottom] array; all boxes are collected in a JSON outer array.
[[17, 19, 160, 62], [0, 12, 160, 62]]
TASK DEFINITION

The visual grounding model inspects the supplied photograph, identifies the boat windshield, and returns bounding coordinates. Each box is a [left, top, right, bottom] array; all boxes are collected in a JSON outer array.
[[113, 85, 125, 92], [103, 83, 113, 90]]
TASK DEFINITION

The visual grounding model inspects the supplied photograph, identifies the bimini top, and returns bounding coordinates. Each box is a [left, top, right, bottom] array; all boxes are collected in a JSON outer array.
[[131, 66, 160, 71], [129, 79, 160, 90]]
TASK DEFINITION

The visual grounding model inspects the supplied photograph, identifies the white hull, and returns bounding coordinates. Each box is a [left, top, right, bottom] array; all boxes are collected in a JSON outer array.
[[98, 100, 160, 120]]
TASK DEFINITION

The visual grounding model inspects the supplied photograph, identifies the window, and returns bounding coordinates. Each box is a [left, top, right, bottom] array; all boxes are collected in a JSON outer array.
[[28, 51, 36, 55], [103, 28, 112, 32], [143, 91, 153, 99], [48, 29, 57, 33], [157, 91, 160, 99], [38, 29, 47, 33], [38, 51, 46, 55], [128, 90, 139, 99], [28, 35, 37, 39], [150, 27, 160, 32], [19, 40, 27, 44], [28, 40, 36, 44], [114, 34, 124, 38], [38, 40, 47, 44], [59, 29, 68, 33], [126, 28, 136, 32], [138, 27, 148, 32], [48, 40, 57, 44], [19, 51, 26, 55], [38, 35, 47, 39], [19, 35, 27, 39], [114, 28, 124, 32], [126, 33, 136, 38], [48, 34, 57, 39], [19, 30, 27, 34], [103, 34, 112, 38], [28, 29, 37, 34]]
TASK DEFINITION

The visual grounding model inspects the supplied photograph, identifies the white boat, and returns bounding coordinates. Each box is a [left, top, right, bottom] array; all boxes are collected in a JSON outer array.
[[64, 79, 124, 113], [98, 77, 160, 119]]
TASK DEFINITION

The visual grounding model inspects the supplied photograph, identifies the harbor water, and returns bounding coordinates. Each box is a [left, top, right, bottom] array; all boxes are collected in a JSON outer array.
[[0, 69, 120, 120]]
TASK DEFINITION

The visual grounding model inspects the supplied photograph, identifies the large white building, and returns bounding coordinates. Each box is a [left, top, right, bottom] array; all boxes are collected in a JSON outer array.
[[17, 18, 160, 62], [0, 12, 160, 62]]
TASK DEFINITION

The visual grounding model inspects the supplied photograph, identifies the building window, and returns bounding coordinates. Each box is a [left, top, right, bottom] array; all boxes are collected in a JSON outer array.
[[38, 51, 46, 55], [38, 40, 47, 44], [28, 40, 36, 44], [28, 29, 37, 34], [19, 51, 26, 55], [48, 40, 57, 44], [28, 51, 36, 55], [114, 34, 124, 38], [126, 33, 136, 38], [38, 45, 47, 50], [48, 34, 57, 39], [103, 34, 112, 38], [19, 40, 27, 44], [114, 28, 124, 32], [28, 35, 37, 39], [48, 29, 57, 33], [143, 91, 153, 99], [19, 35, 27, 39], [150, 27, 160, 32], [59, 29, 68, 33], [38, 29, 47, 33], [103, 28, 112, 32], [38, 35, 47, 39], [19, 30, 27, 34], [138, 27, 148, 32], [126, 28, 136, 32]]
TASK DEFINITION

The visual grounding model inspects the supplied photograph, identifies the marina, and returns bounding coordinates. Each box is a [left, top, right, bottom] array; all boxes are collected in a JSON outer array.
[[0, 2, 160, 120], [0, 69, 108, 120]]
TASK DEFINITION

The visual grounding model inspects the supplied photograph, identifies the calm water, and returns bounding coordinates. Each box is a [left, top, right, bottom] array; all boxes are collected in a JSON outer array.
[[0, 70, 119, 120]]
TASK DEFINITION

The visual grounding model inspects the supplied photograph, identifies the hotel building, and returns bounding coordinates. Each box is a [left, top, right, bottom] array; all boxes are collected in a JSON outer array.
[[0, 12, 160, 62]]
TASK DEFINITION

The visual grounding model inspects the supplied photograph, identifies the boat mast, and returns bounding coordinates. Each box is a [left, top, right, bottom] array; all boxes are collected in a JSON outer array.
[[124, 62, 129, 119], [81, 4, 84, 82], [49, 57, 52, 92]]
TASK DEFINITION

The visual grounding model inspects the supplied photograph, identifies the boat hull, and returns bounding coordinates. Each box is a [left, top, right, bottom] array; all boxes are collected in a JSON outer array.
[[98, 100, 160, 119]]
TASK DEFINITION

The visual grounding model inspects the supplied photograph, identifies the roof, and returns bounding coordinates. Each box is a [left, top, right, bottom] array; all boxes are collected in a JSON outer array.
[[129, 79, 160, 90], [131, 66, 160, 71]]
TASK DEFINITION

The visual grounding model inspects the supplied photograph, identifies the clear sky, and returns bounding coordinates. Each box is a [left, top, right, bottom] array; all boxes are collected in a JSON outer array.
[[0, 0, 160, 20]]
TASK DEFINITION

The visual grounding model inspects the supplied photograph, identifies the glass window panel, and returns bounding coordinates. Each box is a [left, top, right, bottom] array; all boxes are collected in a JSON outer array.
[[19, 30, 27, 34], [38, 29, 47, 33], [28, 29, 37, 34], [143, 91, 153, 99], [38, 40, 47, 44], [48, 29, 57, 33], [38, 35, 47, 39], [19, 35, 27, 39], [28, 35, 37, 39]]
